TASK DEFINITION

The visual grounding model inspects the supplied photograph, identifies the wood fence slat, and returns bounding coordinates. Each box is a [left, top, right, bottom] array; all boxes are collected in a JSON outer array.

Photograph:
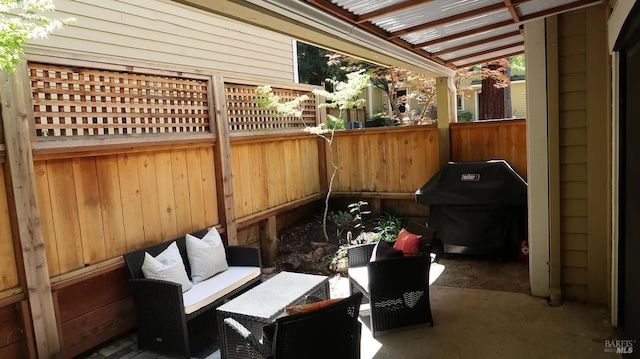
[[238, 145, 253, 217], [349, 135, 361, 192], [399, 132, 414, 193], [230, 146, 244, 219], [426, 129, 440, 180], [95, 156, 127, 258], [72, 157, 107, 265], [385, 134, 400, 192], [411, 131, 428, 191], [171, 149, 194, 234], [270, 141, 286, 207], [450, 120, 527, 180], [336, 137, 351, 192], [200, 147, 219, 226], [137, 153, 163, 246], [467, 127, 484, 161], [154, 151, 179, 240], [0, 168, 18, 292], [372, 133, 387, 192], [33, 162, 60, 276], [249, 143, 265, 214], [186, 148, 207, 230], [482, 126, 500, 159], [47, 160, 84, 273], [116, 154, 145, 252]]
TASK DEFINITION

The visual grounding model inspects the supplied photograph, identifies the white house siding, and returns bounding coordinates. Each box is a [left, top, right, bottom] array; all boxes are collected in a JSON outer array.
[[511, 81, 527, 118], [26, 0, 295, 82]]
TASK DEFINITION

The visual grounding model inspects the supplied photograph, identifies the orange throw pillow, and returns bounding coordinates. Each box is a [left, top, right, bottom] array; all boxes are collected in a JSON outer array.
[[393, 228, 423, 256], [284, 298, 341, 315]]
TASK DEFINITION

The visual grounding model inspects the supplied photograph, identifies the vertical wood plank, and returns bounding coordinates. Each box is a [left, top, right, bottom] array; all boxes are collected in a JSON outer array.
[[137, 153, 163, 245], [48, 160, 83, 273], [426, 128, 440, 180], [230, 145, 244, 219], [249, 143, 264, 214], [186, 148, 206, 230], [372, 133, 387, 192], [260, 216, 277, 267], [0, 167, 18, 291], [411, 130, 428, 191], [336, 136, 351, 192], [33, 162, 60, 276], [211, 75, 238, 245], [154, 151, 178, 240], [0, 63, 61, 357], [117, 154, 145, 252], [467, 127, 484, 161], [385, 134, 400, 192], [200, 146, 219, 226], [266, 141, 281, 208], [72, 157, 107, 265], [238, 144, 253, 216], [399, 132, 414, 192], [349, 134, 361, 192], [95, 156, 127, 258], [450, 126, 463, 161], [291, 139, 303, 200], [483, 126, 500, 160], [171, 149, 193, 234]]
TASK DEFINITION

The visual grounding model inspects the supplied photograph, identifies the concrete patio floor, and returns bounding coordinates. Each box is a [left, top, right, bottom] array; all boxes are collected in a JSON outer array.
[[84, 272, 619, 359]]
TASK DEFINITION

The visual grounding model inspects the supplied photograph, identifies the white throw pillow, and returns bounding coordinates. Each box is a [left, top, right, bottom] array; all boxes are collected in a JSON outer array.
[[141, 241, 193, 292], [186, 227, 229, 284]]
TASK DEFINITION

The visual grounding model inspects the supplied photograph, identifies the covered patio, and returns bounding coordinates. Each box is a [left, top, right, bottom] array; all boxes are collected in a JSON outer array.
[[0, 0, 636, 358], [86, 276, 616, 359]]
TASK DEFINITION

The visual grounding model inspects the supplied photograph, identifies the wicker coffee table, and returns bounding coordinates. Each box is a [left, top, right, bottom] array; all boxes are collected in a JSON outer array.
[[217, 271, 329, 359]]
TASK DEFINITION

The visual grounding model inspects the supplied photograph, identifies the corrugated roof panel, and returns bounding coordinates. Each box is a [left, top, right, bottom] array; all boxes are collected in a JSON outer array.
[[332, 0, 405, 16], [372, 0, 503, 32], [452, 44, 525, 67], [439, 35, 523, 61], [516, 0, 582, 17], [422, 24, 520, 53], [401, 8, 512, 45]]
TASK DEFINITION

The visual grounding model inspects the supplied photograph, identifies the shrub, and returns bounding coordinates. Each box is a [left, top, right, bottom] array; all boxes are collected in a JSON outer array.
[[372, 212, 405, 242], [457, 111, 473, 122]]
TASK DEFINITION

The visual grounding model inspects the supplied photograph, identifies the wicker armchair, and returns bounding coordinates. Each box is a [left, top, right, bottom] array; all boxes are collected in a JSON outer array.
[[348, 223, 435, 337], [123, 229, 262, 358], [223, 292, 363, 359]]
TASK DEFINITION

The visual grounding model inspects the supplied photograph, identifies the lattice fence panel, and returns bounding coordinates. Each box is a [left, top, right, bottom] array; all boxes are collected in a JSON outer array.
[[29, 63, 210, 137], [225, 83, 317, 132]]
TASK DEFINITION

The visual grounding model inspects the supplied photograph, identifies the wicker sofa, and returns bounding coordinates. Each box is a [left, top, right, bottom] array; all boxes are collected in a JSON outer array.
[[347, 223, 435, 337], [123, 228, 262, 358]]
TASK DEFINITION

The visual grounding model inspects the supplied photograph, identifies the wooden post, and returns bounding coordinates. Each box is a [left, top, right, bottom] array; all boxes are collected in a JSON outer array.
[[370, 198, 382, 218], [0, 64, 61, 357], [260, 216, 277, 267], [210, 75, 239, 245], [436, 77, 453, 168]]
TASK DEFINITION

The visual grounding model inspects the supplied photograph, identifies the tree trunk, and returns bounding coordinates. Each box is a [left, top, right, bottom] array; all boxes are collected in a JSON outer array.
[[481, 76, 505, 119]]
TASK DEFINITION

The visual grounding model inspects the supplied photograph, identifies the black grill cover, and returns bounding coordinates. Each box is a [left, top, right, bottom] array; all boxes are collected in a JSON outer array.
[[415, 160, 527, 257]]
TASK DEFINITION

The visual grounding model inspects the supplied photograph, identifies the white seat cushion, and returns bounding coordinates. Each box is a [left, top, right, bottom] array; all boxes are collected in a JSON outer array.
[[183, 266, 261, 315], [348, 266, 369, 293]]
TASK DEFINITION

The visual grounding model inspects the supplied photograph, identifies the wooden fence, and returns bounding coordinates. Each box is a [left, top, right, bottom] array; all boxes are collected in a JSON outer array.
[[0, 59, 528, 359], [330, 126, 440, 196], [450, 119, 527, 180], [231, 133, 322, 222]]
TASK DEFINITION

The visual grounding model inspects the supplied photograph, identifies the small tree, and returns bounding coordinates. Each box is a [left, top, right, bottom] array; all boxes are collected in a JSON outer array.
[[1, 0, 74, 72], [256, 70, 370, 242]]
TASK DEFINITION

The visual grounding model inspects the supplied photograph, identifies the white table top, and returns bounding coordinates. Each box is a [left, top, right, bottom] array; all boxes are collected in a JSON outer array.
[[217, 271, 328, 321]]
